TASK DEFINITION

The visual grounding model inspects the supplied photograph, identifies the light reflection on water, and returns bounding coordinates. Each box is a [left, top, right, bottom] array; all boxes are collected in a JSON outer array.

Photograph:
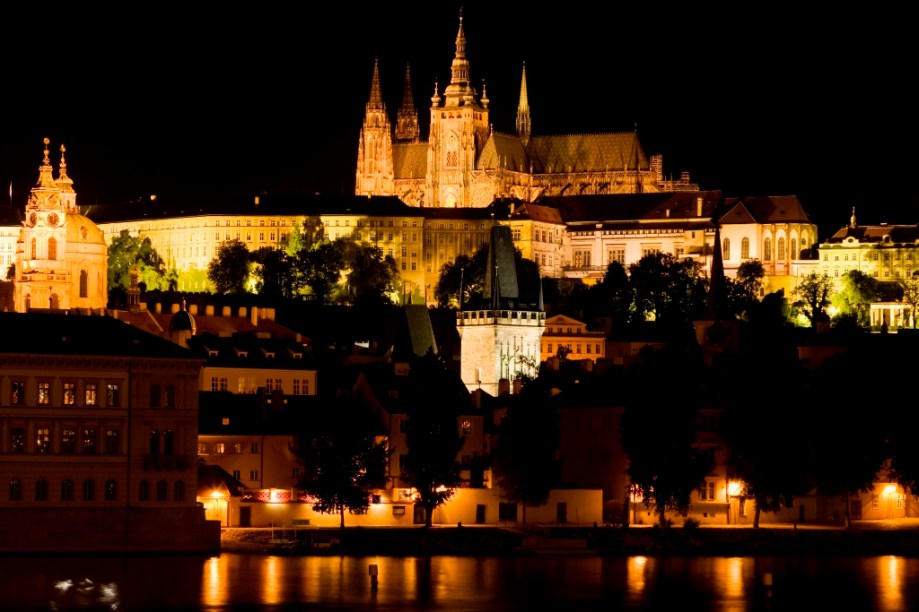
[[5, 552, 919, 610]]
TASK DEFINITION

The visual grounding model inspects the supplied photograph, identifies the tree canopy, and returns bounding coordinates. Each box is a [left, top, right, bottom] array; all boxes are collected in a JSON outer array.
[[791, 272, 834, 327], [293, 398, 389, 528], [207, 239, 251, 294], [400, 352, 467, 527]]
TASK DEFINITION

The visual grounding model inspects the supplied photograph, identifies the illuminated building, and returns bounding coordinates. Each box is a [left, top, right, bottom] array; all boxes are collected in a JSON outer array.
[[818, 208, 919, 328], [355, 11, 698, 208], [0, 311, 218, 552], [13, 138, 107, 313], [541, 314, 606, 365], [456, 224, 544, 396]]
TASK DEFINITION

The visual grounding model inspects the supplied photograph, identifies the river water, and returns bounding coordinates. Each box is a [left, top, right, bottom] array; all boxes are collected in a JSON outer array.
[[9, 552, 919, 611]]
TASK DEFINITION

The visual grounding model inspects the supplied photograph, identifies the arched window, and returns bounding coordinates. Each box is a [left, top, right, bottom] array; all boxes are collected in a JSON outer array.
[[174, 480, 186, 502], [30, 238, 37, 259], [777, 237, 786, 261], [105, 479, 117, 501], [149, 430, 160, 455], [163, 429, 175, 455], [150, 384, 161, 408], [156, 480, 168, 501], [49, 293, 59, 309], [741, 237, 750, 260], [80, 270, 88, 298], [791, 238, 798, 260], [9, 479, 21, 501], [764, 238, 772, 262], [61, 479, 74, 501], [139, 479, 150, 501], [48, 237, 57, 261], [722, 238, 730, 260]]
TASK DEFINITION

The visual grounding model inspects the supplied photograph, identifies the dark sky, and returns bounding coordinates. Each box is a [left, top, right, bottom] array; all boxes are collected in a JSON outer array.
[[2, 4, 915, 240]]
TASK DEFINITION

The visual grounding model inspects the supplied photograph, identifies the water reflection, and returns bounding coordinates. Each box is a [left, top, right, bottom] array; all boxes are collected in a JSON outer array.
[[4, 553, 919, 610]]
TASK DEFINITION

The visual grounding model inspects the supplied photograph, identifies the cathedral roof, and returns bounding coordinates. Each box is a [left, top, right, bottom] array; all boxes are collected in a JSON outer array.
[[526, 132, 650, 174], [476, 132, 528, 171], [392, 143, 427, 181]]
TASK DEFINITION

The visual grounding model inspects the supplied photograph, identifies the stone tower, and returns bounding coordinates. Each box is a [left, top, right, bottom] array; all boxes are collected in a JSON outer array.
[[14, 138, 108, 313], [456, 223, 544, 396]]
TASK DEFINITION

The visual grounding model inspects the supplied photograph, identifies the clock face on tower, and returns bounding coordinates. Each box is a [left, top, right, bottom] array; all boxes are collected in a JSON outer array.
[[47, 212, 59, 227], [28, 212, 37, 227]]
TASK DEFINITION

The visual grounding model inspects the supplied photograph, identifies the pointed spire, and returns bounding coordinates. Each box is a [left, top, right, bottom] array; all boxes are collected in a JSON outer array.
[[704, 218, 728, 320], [57, 144, 74, 192], [367, 57, 384, 110], [850, 206, 857, 229], [443, 7, 473, 105], [395, 62, 420, 143], [516, 61, 531, 147], [36, 137, 55, 188]]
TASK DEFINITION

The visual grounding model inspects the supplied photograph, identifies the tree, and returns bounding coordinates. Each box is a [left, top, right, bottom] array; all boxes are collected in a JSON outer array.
[[726, 259, 765, 319], [434, 243, 488, 307], [491, 380, 562, 524], [587, 261, 632, 328], [401, 352, 467, 527], [107, 229, 170, 292], [293, 399, 388, 528], [251, 247, 300, 299], [339, 241, 400, 307], [620, 344, 712, 527], [207, 239, 251, 294], [900, 274, 919, 328], [628, 252, 707, 329], [791, 272, 834, 327], [832, 270, 877, 327], [721, 354, 814, 527], [434, 241, 541, 309], [296, 240, 345, 304]]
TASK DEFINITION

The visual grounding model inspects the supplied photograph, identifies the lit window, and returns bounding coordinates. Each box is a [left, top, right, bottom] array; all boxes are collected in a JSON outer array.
[[38, 382, 51, 405], [63, 382, 76, 405], [85, 383, 97, 406]]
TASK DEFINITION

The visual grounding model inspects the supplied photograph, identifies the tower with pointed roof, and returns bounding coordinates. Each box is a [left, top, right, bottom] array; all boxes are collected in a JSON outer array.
[[355, 10, 698, 208], [456, 223, 544, 396], [395, 63, 420, 143], [355, 58, 395, 197], [14, 138, 108, 313]]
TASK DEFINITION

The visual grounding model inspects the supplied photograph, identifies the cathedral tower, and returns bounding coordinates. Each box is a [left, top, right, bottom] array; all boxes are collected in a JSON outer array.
[[425, 10, 490, 208], [14, 138, 108, 313], [355, 58, 395, 196]]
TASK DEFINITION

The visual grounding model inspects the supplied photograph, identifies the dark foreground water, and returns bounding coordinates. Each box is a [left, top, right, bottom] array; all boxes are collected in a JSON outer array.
[[9, 552, 919, 611]]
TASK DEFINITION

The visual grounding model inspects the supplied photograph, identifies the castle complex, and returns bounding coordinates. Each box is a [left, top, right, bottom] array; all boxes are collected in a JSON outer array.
[[355, 11, 698, 209]]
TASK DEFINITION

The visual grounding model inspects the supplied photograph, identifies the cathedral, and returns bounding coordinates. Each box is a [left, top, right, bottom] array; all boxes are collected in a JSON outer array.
[[13, 138, 108, 313], [355, 11, 698, 208]]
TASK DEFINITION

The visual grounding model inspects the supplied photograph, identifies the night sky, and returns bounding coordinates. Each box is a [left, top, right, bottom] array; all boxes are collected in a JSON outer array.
[[1, 3, 915, 240]]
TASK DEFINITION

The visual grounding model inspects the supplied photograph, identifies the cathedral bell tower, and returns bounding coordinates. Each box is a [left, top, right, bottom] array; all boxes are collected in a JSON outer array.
[[14, 138, 108, 313], [425, 9, 490, 208], [355, 58, 395, 197]]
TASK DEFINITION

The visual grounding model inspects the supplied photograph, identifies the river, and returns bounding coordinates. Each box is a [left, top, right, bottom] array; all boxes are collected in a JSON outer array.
[[9, 552, 919, 611]]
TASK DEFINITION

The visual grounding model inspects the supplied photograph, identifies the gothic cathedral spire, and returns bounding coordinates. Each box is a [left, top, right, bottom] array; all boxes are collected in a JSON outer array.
[[355, 57, 395, 197], [516, 61, 531, 147], [395, 63, 420, 143]]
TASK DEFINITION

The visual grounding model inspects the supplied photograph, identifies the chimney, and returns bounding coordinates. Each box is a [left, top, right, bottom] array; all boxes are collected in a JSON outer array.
[[189, 304, 198, 316], [498, 379, 510, 396], [238, 307, 247, 319], [697, 197, 703, 217], [222, 306, 231, 317], [155, 303, 162, 315], [171, 303, 180, 314], [206, 305, 214, 316], [251, 307, 259, 326]]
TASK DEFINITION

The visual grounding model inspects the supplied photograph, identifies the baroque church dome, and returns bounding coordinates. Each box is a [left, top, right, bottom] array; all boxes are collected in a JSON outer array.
[[14, 138, 108, 313]]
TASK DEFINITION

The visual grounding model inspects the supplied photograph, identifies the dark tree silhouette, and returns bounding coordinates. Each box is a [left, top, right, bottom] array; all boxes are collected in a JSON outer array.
[[207, 239, 251, 294]]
